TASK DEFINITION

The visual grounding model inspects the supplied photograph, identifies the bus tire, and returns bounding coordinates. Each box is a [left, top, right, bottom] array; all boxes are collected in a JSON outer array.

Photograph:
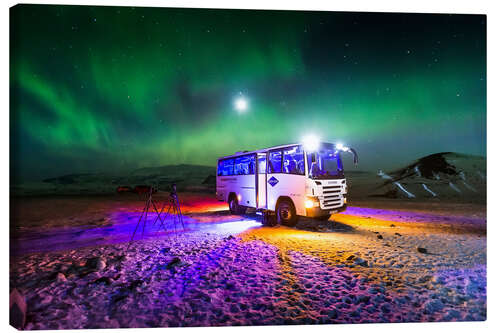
[[228, 194, 245, 215], [276, 199, 298, 227]]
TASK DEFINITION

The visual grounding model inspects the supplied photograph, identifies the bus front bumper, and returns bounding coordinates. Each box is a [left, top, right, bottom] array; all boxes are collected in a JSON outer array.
[[306, 204, 347, 218]]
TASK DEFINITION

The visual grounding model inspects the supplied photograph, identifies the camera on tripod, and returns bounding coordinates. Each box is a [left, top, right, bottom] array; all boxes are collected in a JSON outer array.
[[127, 183, 184, 250]]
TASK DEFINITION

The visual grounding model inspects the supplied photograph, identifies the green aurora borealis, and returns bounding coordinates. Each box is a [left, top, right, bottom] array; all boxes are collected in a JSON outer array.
[[10, 5, 486, 180]]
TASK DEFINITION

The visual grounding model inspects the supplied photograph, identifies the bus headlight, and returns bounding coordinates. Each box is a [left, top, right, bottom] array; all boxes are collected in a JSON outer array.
[[305, 197, 320, 209]]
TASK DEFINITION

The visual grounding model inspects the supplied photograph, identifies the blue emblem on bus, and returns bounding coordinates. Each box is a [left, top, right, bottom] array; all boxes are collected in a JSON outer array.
[[268, 176, 279, 187]]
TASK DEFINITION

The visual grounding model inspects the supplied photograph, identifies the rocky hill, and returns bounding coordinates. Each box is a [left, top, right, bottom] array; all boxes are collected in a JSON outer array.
[[371, 152, 486, 201]]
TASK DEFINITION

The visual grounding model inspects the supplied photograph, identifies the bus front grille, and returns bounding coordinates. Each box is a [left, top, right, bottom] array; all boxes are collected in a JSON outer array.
[[319, 182, 345, 210], [321, 194, 343, 209], [322, 185, 342, 194]]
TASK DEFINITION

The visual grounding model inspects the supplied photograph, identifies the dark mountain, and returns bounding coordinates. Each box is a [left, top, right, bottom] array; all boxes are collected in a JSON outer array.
[[373, 152, 486, 201]]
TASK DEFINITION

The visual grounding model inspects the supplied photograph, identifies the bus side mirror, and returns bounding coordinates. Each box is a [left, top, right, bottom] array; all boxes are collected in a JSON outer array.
[[311, 154, 316, 163], [348, 148, 358, 165]]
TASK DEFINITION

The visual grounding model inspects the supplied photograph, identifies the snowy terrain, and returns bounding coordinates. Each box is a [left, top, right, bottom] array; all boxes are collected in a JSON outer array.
[[9, 152, 487, 328], [10, 192, 486, 329]]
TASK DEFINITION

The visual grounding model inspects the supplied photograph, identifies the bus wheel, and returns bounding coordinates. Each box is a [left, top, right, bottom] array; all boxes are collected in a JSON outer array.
[[229, 195, 244, 214], [277, 199, 297, 227]]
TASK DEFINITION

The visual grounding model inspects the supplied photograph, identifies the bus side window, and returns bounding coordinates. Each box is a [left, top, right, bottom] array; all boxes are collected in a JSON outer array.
[[268, 150, 282, 173], [217, 161, 223, 176], [234, 157, 242, 175], [283, 145, 305, 175], [219, 158, 234, 176], [248, 156, 255, 175], [245, 155, 255, 175], [234, 155, 255, 175], [258, 156, 266, 174]]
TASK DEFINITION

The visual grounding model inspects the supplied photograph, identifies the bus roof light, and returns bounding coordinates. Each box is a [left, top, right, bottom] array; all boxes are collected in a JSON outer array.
[[302, 134, 320, 151], [336, 143, 349, 152]]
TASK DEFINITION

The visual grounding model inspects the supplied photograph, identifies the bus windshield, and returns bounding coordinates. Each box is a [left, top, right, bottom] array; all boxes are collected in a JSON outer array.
[[307, 143, 344, 179]]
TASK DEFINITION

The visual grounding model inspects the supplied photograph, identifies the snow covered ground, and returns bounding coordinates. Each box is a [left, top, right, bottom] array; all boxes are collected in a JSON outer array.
[[10, 193, 486, 329]]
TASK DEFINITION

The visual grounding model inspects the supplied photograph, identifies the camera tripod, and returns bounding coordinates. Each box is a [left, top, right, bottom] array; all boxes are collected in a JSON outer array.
[[127, 184, 185, 251], [153, 184, 185, 232]]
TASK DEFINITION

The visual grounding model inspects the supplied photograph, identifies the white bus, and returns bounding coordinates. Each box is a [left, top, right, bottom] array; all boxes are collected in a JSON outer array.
[[216, 140, 358, 226]]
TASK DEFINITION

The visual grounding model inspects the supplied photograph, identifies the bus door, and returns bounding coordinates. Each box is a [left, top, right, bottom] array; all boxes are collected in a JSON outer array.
[[266, 149, 283, 211], [256, 153, 267, 209], [266, 146, 307, 215]]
